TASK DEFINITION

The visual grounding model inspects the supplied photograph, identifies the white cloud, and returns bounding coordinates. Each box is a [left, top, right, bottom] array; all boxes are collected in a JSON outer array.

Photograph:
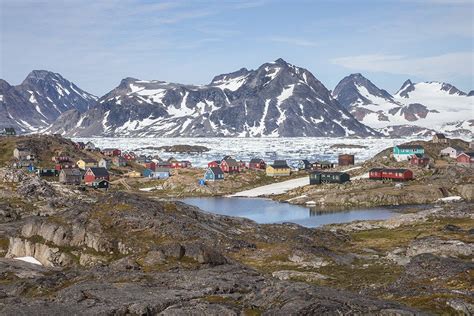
[[331, 52, 474, 78], [268, 36, 319, 47]]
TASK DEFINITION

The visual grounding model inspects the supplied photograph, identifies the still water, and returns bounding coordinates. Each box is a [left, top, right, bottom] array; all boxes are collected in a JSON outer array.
[[180, 197, 396, 228]]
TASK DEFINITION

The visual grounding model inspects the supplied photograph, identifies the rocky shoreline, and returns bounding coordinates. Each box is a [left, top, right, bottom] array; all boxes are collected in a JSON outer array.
[[0, 168, 473, 314]]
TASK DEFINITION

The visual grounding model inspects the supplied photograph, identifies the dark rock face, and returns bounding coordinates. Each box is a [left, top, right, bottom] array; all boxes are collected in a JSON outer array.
[[395, 79, 415, 98], [48, 59, 377, 137], [333, 73, 394, 109], [0, 71, 96, 133]]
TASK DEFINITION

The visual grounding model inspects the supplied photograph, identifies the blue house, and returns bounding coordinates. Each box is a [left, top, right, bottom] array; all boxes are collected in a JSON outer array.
[[393, 145, 425, 162], [153, 167, 170, 179], [204, 167, 224, 181], [142, 168, 154, 177]]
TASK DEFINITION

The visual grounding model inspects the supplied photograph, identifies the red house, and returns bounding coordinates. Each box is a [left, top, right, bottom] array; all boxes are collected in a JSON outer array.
[[249, 158, 266, 170], [410, 154, 429, 167], [169, 160, 192, 169], [220, 158, 240, 173], [55, 162, 75, 171], [456, 152, 474, 164], [369, 168, 413, 181], [208, 160, 220, 168], [102, 148, 121, 157], [122, 152, 136, 161], [84, 167, 110, 185]]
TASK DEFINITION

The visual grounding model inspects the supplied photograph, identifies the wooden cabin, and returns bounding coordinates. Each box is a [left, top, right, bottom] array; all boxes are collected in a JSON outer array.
[[59, 168, 82, 185], [220, 158, 240, 173], [456, 152, 474, 165], [84, 167, 110, 185], [432, 133, 448, 144], [266, 160, 291, 177], [338, 154, 355, 166], [112, 156, 127, 167], [249, 158, 266, 170], [410, 154, 429, 167], [204, 167, 224, 181], [309, 171, 350, 185], [208, 160, 220, 168], [369, 168, 413, 181]]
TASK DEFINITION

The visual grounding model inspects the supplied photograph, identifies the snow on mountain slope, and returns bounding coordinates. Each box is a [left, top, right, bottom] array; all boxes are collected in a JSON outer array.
[[48, 59, 377, 137], [0, 71, 97, 133], [333, 74, 473, 136]]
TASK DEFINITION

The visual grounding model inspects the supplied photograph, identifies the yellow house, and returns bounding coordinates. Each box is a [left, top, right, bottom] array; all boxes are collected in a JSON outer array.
[[76, 158, 98, 170], [266, 160, 291, 177], [126, 170, 141, 178]]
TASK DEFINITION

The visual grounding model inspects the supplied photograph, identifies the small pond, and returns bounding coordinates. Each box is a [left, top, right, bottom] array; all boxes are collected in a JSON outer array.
[[180, 197, 397, 228]]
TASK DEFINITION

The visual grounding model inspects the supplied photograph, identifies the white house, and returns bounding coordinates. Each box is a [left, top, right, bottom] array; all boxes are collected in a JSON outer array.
[[440, 146, 463, 159]]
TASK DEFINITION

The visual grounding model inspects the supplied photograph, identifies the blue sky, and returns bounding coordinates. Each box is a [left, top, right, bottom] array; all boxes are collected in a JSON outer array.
[[1, 0, 473, 96]]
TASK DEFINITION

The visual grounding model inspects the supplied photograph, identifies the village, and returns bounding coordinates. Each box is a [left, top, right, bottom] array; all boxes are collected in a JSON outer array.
[[1, 128, 473, 315], [1, 127, 473, 203]]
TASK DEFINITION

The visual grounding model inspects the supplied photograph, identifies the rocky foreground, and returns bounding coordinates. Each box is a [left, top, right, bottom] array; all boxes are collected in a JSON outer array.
[[0, 168, 473, 314]]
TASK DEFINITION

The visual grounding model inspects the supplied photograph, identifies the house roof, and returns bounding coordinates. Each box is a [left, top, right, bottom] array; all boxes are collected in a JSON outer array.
[[442, 146, 463, 152], [88, 167, 109, 177], [224, 158, 239, 167], [271, 160, 290, 168], [458, 152, 474, 158], [395, 145, 424, 150], [300, 159, 310, 165], [61, 168, 82, 176], [413, 153, 429, 158], [369, 168, 411, 173], [311, 171, 349, 176], [209, 167, 224, 175], [102, 148, 119, 151], [81, 158, 97, 163], [249, 158, 264, 164]]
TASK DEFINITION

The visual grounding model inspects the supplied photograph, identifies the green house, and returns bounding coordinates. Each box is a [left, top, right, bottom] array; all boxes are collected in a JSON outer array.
[[393, 145, 424, 162]]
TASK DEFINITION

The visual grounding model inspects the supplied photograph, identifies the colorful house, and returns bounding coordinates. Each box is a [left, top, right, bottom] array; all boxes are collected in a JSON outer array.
[[220, 158, 240, 173], [84, 167, 110, 185], [440, 146, 463, 159], [59, 168, 82, 185], [142, 161, 156, 171], [456, 152, 474, 165], [126, 171, 141, 178], [142, 168, 154, 178], [112, 156, 127, 167], [369, 168, 414, 181], [77, 158, 98, 170], [102, 148, 121, 157], [249, 158, 266, 170], [208, 160, 220, 168], [152, 168, 171, 179], [393, 145, 424, 161], [204, 167, 224, 181], [266, 160, 291, 177], [410, 154, 429, 167]]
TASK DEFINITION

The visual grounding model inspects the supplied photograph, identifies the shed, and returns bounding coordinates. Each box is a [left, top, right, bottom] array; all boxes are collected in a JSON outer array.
[[338, 154, 355, 166]]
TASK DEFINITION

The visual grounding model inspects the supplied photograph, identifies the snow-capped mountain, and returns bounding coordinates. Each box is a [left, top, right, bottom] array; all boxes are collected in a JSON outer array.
[[0, 70, 97, 132], [48, 59, 377, 137], [333, 74, 473, 136]]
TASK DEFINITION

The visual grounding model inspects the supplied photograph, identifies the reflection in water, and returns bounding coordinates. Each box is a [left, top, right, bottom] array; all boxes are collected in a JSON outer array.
[[180, 197, 396, 228]]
